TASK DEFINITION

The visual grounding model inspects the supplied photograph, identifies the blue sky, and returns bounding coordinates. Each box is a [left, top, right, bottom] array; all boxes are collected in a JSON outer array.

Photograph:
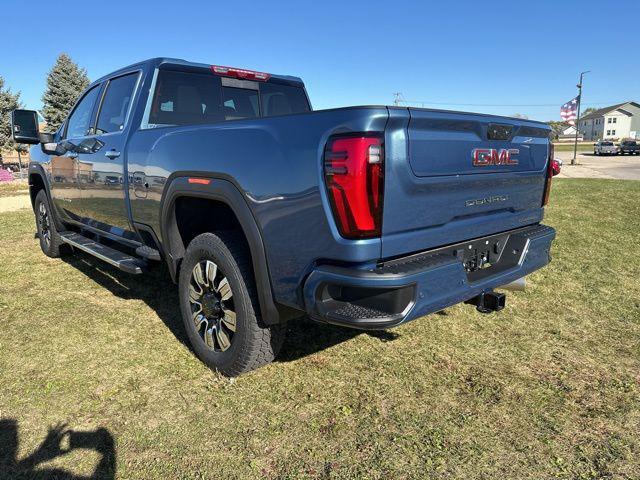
[[1, 0, 638, 121]]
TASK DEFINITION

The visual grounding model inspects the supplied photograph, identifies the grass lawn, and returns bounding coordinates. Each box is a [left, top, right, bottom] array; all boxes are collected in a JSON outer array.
[[553, 143, 594, 153], [0, 179, 639, 479]]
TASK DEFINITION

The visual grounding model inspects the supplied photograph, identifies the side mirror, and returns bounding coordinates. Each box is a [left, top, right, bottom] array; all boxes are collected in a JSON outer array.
[[11, 109, 40, 144]]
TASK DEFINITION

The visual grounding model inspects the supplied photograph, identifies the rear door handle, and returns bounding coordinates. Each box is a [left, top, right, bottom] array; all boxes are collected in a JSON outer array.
[[105, 150, 121, 159]]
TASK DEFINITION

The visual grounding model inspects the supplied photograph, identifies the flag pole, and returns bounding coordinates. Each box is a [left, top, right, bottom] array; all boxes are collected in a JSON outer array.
[[572, 71, 590, 165]]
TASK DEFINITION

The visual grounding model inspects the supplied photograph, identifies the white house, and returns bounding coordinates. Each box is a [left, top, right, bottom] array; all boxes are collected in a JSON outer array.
[[578, 101, 640, 141], [557, 124, 583, 142]]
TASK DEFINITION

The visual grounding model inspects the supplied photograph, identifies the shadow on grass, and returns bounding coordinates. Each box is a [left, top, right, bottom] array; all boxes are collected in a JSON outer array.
[[0, 418, 115, 479], [61, 252, 400, 364]]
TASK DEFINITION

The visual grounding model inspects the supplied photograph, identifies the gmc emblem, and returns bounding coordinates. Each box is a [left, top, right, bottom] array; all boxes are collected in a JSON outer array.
[[472, 148, 519, 166]]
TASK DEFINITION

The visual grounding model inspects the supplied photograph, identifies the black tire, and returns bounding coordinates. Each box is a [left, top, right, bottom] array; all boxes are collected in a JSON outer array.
[[178, 232, 286, 376], [34, 189, 65, 258]]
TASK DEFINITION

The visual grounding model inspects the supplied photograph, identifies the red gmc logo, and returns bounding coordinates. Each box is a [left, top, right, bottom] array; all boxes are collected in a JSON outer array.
[[472, 148, 519, 166]]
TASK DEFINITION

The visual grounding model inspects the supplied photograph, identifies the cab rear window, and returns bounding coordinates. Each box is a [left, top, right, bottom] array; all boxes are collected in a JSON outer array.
[[146, 69, 309, 128]]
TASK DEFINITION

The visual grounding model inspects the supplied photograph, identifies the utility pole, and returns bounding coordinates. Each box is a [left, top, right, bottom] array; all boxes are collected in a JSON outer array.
[[393, 92, 404, 106], [572, 70, 590, 165]]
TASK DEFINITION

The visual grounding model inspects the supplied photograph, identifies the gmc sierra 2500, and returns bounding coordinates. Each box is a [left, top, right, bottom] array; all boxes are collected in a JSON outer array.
[[12, 58, 559, 376]]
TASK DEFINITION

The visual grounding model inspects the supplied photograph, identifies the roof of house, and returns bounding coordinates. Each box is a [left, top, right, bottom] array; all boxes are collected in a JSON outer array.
[[580, 102, 640, 121]]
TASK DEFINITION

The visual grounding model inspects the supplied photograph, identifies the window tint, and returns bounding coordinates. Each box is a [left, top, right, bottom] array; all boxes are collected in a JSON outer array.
[[148, 70, 223, 126], [66, 86, 101, 138], [146, 69, 310, 127], [260, 82, 310, 117], [221, 87, 259, 120], [96, 73, 138, 134]]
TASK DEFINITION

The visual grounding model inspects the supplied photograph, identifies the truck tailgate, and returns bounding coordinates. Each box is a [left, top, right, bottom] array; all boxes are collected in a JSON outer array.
[[381, 108, 551, 259]]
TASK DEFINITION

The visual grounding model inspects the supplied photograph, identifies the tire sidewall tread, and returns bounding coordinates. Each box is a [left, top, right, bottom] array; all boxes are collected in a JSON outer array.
[[178, 232, 285, 376]]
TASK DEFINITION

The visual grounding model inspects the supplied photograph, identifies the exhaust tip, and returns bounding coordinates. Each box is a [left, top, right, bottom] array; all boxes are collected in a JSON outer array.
[[498, 277, 526, 292]]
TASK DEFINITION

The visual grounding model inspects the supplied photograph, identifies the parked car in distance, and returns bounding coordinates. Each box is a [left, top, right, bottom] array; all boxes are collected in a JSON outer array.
[[11, 57, 559, 376], [594, 140, 619, 156], [618, 140, 639, 155]]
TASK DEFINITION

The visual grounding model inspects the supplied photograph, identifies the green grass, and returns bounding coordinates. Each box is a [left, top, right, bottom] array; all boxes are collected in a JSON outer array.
[[553, 143, 594, 152], [0, 179, 29, 197], [0, 179, 639, 479]]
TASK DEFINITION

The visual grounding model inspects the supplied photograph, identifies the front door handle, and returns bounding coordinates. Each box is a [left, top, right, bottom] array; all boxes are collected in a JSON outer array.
[[105, 150, 121, 160]]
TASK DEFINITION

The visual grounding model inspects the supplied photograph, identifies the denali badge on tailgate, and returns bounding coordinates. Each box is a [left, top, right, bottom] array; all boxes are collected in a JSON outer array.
[[465, 195, 509, 207], [472, 148, 519, 166]]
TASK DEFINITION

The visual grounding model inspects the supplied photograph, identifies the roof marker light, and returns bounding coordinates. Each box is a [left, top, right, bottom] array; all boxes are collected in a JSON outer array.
[[188, 178, 211, 185], [210, 65, 271, 82]]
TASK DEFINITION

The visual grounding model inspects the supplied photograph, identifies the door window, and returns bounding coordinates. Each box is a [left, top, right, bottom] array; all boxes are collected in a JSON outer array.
[[65, 86, 101, 138], [96, 73, 139, 134]]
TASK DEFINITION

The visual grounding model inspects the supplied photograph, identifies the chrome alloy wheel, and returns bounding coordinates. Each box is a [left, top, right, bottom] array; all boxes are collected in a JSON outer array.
[[38, 201, 51, 249], [188, 260, 237, 352]]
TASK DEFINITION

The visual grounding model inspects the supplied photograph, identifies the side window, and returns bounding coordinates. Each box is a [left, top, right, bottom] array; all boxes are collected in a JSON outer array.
[[65, 86, 101, 138], [96, 73, 139, 134]]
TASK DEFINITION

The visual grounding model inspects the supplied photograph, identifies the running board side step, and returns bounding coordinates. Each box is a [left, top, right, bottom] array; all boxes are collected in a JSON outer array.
[[60, 232, 145, 274]]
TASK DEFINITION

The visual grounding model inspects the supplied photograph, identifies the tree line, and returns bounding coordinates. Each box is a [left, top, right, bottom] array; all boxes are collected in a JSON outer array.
[[0, 54, 89, 156]]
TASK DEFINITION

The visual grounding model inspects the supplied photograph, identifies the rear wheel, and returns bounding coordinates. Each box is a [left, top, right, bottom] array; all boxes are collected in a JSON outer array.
[[34, 190, 65, 258], [178, 232, 285, 376]]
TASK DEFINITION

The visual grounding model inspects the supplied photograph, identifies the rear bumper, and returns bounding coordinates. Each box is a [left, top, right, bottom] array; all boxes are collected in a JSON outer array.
[[302, 224, 555, 329]]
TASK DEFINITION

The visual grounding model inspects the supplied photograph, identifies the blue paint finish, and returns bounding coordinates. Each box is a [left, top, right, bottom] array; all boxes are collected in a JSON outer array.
[[28, 57, 556, 321], [303, 226, 555, 328]]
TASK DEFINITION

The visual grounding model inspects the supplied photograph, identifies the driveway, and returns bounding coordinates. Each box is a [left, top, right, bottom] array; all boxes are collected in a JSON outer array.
[[555, 151, 640, 180], [0, 194, 31, 213]]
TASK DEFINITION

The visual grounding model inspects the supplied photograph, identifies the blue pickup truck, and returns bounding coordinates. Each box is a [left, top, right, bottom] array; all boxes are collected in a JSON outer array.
[[12, 58, 559, 376]]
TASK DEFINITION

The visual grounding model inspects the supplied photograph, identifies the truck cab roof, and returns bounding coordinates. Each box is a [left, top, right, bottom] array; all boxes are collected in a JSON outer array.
[[91, 57, 305, 88]]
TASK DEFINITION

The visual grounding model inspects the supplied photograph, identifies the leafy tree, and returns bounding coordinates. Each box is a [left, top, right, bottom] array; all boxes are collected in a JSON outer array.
[[0, 75, 23, 152], [42, 53, 89, 132], [580, 107, 597, 118], [546, 120, 570, 140]]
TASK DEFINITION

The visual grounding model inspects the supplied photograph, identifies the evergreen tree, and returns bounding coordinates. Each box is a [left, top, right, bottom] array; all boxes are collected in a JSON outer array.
[[42, 53, 89, 132], [0, 75, 22, 152]]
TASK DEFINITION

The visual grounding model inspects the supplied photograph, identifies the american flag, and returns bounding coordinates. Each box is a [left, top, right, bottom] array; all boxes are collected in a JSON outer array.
[[560, 96, 580, 124]]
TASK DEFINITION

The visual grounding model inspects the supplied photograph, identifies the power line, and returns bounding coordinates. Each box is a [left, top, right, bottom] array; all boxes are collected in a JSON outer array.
[[394, 99, 626, 108]]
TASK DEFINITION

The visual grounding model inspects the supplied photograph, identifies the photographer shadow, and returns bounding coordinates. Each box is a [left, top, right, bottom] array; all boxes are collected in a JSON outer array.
[[0, 418, 115, 479]]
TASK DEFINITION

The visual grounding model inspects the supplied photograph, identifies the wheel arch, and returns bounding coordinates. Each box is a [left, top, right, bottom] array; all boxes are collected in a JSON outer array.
[[160, 175, 281, 324], [28, 164, 65, 231]]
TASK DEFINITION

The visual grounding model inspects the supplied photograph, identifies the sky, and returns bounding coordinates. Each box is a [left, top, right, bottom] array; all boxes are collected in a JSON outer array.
[[1, 0, 639, 122]]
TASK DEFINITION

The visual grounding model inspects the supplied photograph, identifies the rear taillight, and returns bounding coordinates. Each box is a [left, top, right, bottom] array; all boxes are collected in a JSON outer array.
[[324, 134, 384, 239], [542, 143, 560, 206]]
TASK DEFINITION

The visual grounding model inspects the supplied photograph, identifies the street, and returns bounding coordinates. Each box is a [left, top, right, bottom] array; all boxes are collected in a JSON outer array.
[[556, 150, 640, 180]]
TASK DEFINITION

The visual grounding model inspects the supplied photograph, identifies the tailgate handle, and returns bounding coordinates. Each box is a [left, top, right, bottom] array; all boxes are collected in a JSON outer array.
[[487, 124, 513, 141]]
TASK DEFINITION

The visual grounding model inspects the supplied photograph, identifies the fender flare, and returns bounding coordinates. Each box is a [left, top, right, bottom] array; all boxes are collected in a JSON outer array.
[[27, 163, 65, 231], [159, 175, 280, 324]]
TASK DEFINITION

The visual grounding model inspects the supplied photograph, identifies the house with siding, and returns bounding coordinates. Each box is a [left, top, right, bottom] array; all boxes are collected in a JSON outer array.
[[578, 101, 640, 141]]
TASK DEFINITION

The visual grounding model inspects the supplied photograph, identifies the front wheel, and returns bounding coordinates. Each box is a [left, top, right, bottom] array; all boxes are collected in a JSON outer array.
[[34, 190, 65, 258], [178, 232, 286, 376]]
